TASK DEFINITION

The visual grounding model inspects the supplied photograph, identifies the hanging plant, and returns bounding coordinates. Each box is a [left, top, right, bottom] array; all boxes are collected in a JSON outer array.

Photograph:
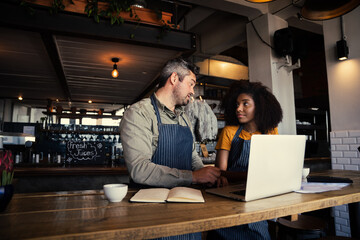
[[157, 19, 172, 40], [19, 0, 176, 39], [85, 0, 140, 25], [19, 0, 36, 16], [20, 0, 74, 15], [84, 0, 100, 23], [50, 0, 72, 15]]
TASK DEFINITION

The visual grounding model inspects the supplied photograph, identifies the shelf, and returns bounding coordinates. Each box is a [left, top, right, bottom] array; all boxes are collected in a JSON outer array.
[[304, 157, 330, 162], [296, 108, 330, 158], [305, 140, 328, 143], [197, 75, 235, 88], [40, 129, 120, 135], [202, 96, 222, 101], [43, 112, 122, 119], [296, 108, 327, 115], [296, 125, 327, 130]]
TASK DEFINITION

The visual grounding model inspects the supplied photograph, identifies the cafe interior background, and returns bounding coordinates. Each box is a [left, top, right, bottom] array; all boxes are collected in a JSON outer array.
[[0, 0, 360, 237]]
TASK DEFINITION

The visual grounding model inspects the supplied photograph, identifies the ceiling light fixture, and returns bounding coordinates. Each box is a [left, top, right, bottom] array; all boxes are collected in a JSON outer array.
[[337, 40, 349, 61], [88, 100, 92, 103], [337, 16, 349, 61], [18, 96, 23, 101], [301, 0, 360, 21], [111, 57, 119, 78]]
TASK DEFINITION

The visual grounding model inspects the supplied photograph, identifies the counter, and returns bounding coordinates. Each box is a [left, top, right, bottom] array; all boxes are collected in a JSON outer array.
[[13, 166, 129, 193], [12, 157, 331, 193], [15, 165, 128, 176]]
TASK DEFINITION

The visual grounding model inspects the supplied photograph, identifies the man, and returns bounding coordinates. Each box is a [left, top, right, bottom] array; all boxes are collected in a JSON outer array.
[[120, 57, 220, 188]]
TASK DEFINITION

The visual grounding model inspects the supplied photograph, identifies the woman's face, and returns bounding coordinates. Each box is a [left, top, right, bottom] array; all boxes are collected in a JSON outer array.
[[236, 93, 256, 125]]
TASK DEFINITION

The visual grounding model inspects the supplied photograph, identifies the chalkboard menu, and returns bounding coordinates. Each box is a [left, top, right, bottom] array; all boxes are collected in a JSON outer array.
[[66, 141, 106, 165]]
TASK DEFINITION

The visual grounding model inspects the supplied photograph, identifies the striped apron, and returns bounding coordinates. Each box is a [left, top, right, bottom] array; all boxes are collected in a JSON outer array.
[[149, 95, 201, 240], [208, 126, 271, 240]]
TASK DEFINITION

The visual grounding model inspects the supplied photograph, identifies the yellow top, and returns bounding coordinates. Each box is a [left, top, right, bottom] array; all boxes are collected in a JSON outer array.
[[216, 126, 278, 151]]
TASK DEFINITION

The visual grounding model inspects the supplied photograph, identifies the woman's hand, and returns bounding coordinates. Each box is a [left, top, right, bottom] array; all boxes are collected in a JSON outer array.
[[217, 176, 229, 187]]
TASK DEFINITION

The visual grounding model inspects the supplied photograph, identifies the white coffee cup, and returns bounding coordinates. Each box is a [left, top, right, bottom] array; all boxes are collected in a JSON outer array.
[[103, 184, 128, 202], [302, 168, 310, 179]]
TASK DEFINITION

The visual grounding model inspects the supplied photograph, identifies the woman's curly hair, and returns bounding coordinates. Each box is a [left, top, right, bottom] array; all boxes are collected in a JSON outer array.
[[221, 80, 283, 134]]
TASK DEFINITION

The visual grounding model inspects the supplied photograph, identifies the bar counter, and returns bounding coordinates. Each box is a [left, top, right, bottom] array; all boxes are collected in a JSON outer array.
[[14, 165, 128, 176], [13, 165, 129, 193], [1, 170, 360, 239]]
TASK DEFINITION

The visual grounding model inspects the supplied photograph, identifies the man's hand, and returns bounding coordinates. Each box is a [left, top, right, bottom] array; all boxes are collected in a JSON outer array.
[[192, 166, 221, 185]]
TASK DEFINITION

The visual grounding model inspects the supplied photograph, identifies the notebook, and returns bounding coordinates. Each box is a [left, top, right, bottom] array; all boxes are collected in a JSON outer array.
[[206, 135, 306, 201]]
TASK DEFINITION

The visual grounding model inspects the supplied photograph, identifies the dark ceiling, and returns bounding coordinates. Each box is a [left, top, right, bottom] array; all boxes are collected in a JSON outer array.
[[0, 0, 329, 114], [0, 0, 196, 112]]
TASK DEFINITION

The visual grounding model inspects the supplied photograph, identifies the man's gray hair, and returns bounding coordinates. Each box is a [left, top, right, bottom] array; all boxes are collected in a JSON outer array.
[[157, 58, 199, 89]]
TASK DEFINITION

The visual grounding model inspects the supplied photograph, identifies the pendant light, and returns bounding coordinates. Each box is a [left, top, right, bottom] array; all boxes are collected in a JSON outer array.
[[301, 0, 360, 21], [111, 57, 119, 78], [337, 16, 349, 61]]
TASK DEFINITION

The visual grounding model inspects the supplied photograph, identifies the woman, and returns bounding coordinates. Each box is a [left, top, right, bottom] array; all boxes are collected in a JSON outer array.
[[208, 80, 283, 240]]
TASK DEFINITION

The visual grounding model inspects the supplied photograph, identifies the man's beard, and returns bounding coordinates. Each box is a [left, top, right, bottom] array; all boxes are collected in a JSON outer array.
[[173, 86, 190, 106]]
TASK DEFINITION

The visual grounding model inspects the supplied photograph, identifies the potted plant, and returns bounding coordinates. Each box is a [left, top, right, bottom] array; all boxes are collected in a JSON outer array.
[[0, 147, 14, 212]]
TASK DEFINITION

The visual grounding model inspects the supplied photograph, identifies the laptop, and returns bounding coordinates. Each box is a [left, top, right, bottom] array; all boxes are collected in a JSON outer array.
[[206, 135, 306, 201]]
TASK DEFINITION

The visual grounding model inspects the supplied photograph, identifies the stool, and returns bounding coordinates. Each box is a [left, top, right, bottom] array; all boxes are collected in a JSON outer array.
[[277, 215, 327, 240]]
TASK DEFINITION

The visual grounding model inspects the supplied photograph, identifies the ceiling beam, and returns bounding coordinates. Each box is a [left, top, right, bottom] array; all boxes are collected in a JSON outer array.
[[179, 6, 216, 31], [41, 32, 72, 101], [181, 0, 267, 20], [198, 13, 247, 55]]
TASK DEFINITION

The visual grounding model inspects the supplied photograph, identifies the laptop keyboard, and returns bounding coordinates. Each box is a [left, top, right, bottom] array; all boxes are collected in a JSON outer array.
[[231, 190, 246, 196]]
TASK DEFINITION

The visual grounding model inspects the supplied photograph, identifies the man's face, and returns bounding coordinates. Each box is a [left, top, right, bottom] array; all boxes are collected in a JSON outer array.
[[173, 71, 196, 106]]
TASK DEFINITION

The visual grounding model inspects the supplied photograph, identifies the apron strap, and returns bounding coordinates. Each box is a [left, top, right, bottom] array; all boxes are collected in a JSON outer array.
[[151, 94, 190, 128], [180, 115, 190, 127], [150, 94, 162, 125], [233, 125, 245, 155]]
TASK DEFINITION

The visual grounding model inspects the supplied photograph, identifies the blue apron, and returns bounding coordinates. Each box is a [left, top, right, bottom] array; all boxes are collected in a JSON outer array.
[[208, 126, 271, 240], [149, 95, 201, 240]]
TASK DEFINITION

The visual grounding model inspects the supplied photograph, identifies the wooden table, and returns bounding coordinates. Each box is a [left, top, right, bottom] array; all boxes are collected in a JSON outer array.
[[1, 170, 359, 239]]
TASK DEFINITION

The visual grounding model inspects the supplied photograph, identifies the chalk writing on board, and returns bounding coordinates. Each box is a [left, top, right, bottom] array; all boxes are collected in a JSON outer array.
[[66, 141, 105, 164]]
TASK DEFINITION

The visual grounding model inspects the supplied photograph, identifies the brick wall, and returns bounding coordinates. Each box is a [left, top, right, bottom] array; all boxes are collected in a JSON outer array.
[[330, 130, 360, 237]]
